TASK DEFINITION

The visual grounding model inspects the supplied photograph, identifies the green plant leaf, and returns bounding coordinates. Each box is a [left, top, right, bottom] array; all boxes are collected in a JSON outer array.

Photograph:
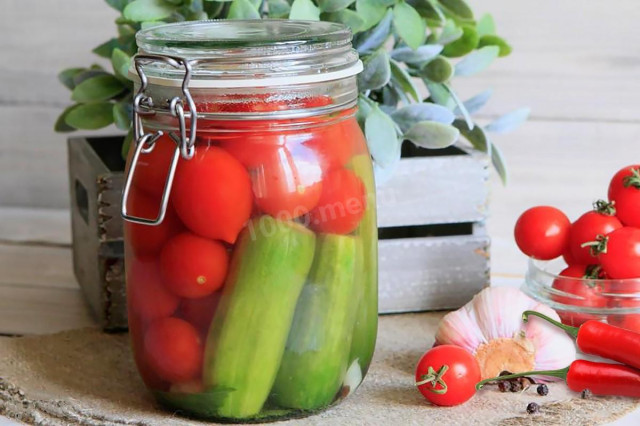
[[409, 0, 442, 22], [437, 19, 463, 44], [420, 55, 452, 83], [485, 107, 530, 134], [65, 103, 115, 130], [289, 0, 320, 20], [478, 35, 512, 57], [106, 0, 133, 12], [391, 102, 454, 131], [476, 13, 496, 37], [121, 128, 134, 159], [356, 0, 387, 32], [357, 49, 391, 91], [58, 68, 85, 90], [124, 0, 177, 22], [72, 69, 109, 88], [318, 0, 355, 13], [393, 1, 426, 50], [454, 45, 499, 76], [491, 140, 508, 184], [424, 81, 453, 109], [453, 118, 488, 152], [54, 105, 80, 132], [71, 75, 126, 102], [438, 0, 473, 20], [404, 121, 459, 149], [390, 45, 442, 65], [389, 59, 420, 102], [117, 24, 137, 39], [323, 10, 366, 33], [268, 0, 291, 18], [356, 95, 373, 128], [441, 25, 478, 57], [356, 9, 392, 53], [443, 83, 472, 129], [92, 38, 119, 58], [111, 48, 132, 80], [113, 100, 132, 130], [453, 89, 492, 115], [228, 0, 260, 19], [365, 104, 401, 168]]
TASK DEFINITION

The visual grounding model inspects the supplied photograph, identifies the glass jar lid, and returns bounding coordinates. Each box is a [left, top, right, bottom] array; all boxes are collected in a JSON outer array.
[[132, 20, 362, 88]]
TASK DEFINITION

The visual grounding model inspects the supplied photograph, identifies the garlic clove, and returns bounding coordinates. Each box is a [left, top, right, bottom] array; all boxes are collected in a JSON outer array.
[[472, 287, 533, 342], [435, 305, 487, 354]]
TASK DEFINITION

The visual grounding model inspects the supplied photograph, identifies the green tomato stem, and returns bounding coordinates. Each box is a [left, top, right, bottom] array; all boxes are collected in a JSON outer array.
[[623, 167, 640, 189], [415, 365, 449, 394]]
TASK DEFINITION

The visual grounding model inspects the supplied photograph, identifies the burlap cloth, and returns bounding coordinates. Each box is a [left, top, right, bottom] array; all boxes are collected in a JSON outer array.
[[0, 312, 637, 425]]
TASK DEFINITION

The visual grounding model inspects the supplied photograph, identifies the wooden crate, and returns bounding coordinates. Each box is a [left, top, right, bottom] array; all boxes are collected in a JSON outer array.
[[68, 136, 126, 330], [67, 137, 490, 329], [377, 145, 491, 313]]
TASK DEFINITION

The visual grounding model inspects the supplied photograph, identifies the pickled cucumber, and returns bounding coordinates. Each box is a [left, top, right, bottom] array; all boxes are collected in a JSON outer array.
[[202, 215, 316, 419], [271, 233, 358, 410], [347, 154, 378, 377]]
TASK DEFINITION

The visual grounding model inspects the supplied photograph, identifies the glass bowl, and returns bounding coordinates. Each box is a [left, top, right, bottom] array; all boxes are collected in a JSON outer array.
[[522, 258, 640, 331]]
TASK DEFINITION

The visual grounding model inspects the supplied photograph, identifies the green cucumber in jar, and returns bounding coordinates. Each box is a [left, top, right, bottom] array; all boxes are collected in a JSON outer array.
[[202, 215, 316, 419], [271, 233, 358, 410], [347, 154, 378, 378]]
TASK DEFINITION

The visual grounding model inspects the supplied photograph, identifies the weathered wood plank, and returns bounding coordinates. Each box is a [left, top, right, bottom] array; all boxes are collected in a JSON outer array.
[[0, 207, 70, 245], [377, 148, 489, 227], [0, 284, 95, 335], [0, 244, 76, 290]]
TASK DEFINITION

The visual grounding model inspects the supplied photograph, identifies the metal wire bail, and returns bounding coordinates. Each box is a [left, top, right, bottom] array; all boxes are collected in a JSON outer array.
[[121, 54, 198, 225]]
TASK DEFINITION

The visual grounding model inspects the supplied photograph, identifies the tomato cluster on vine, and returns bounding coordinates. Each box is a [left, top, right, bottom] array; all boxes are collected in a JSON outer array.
[[514, 165, 640, 328]]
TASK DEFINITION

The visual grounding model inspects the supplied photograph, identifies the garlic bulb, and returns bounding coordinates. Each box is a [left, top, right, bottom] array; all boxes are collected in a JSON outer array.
[[435, 287, 576, 381]]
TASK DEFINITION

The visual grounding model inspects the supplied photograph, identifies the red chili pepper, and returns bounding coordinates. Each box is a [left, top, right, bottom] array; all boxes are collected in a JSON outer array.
[[477, 360, 640, 397], [523, 310, 640, 370]]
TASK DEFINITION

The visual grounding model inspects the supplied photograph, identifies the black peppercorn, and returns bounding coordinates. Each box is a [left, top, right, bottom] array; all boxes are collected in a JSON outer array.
[[537, 384, 548, 396], [581, 389, 592, 399], [498, 381, 508, 392], [509, 380, 522, 392], [527, 402, 540, 414]]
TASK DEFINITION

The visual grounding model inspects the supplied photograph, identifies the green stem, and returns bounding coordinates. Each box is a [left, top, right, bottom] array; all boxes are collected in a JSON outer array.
[[580, 234, 608, 256], [415, 365, 449, 395], [476, 367, 569, 390], [623, 168, 640, 189], [592, 199, 616, 216], [522, 310, 579, 339]]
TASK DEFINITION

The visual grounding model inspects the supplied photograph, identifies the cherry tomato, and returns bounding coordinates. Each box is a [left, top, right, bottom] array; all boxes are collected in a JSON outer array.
[[597, 227, 640, 279], [309, 168, 366, 234], [172, 145, 252, 244], [569, 203, 622, 265], [127, 258, 179, 322], [551, 265, 607, 326], [251, 143, 323, 219], [608, 165, 640, 228], [562, 244, 577, 266], [129, 312, 169, 390], [160, 232, 229, 298], [144, 317, 203, 384], [415, 345, 480, 406], [128, 133, 176, 197], [124, 189, 183, 256], [217, 133, 284, 169], [304, 120, 354, 172], [514, 206, 571, 260], [179, 292, 222, 334]]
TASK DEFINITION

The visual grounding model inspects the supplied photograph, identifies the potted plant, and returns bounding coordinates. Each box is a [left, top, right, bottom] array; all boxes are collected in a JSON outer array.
[[57, 0, 528, 329]]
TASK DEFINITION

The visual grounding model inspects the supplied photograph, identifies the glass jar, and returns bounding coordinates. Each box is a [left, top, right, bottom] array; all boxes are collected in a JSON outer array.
[[121, 20, 377, 422]]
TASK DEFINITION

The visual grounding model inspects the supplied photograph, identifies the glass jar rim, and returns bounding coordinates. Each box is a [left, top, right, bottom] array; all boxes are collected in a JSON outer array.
[[132, 20, 362, 87]]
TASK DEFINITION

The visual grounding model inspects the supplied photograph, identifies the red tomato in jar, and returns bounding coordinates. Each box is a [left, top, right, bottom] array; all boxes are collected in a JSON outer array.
[[309, 168, 366, 234], [608, 165, 640, 228], [305, 119, 354, 173], [251, 143, 324, 219], [415, 345, 480, 406], [514, 206, 571, 260], [551, 264, 607, 326], [160, 232, 229, 299], [144, 317, 203, 384], [124, 189, 183, 256], [569, 204, 622, 265], [129, 312, 169, 390], [216, 133, 284, 169], [127, 258, 179, 322], [179, 292, 222, 334], [597, 227, 640, 279], [172, 145, 252, 244], [128, 133, 177, 197]]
